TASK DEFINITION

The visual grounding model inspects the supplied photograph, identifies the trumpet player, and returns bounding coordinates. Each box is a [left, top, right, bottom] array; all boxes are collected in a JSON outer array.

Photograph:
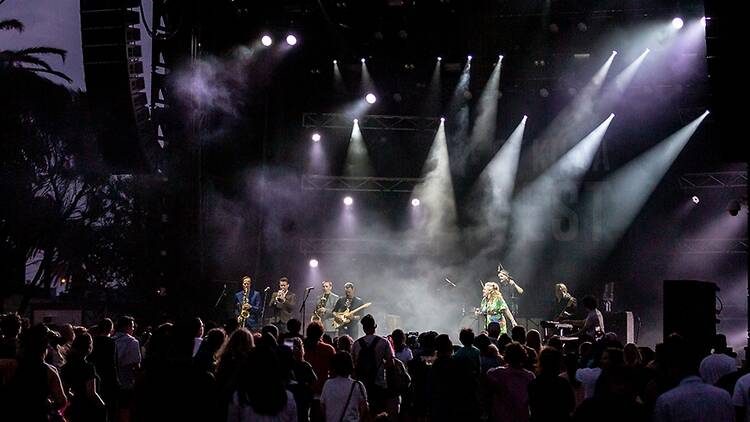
[[269, 276, 296, 334], [313, 280, 340, 337], [234, 276, 261, 331]]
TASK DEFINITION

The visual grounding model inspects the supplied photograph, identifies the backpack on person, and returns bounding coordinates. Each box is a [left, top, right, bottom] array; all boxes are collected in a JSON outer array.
[[354, 337, 382, 390], [386, 357, 411, 398]]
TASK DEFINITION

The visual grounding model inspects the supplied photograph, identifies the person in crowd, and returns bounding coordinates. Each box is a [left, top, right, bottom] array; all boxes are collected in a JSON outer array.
[[528, 347, 575, 422], [228, 347, 297, 421], [653, 334, 733, 422], [351, 314, 394, 417], [59, 323, 76, 359], [573, 363, 646, 422], [304, 321, 336, 422], [475, 333, 503, 375], [320, 351, 369, 422], [0, 312, 22, 358], [289, 337, 317, 422], [215, 328, 255, 397], [391, 329, 413, 365], [406, 331, 438, 421], [733, 369, 750, 422], [89, 318, 119, 421], [486, 342, 535, 422], [576, 346, 625, 400], [699, 334, 737, 385], [337, 335, 354, 353], [486, 322, 501, 346], [282, 319, 304, 343], [193, 327, 226, 374], [46, 329, 67, 369], [452, 328, 481, 421], [525, 329, 542, 355], [189, 317, 204, 357], [511, 326, 538, 372], [61, 332, 106, 422], [0, 324, 68, 422], [113, 315, 140, 422], [430, 333, 459, 422]]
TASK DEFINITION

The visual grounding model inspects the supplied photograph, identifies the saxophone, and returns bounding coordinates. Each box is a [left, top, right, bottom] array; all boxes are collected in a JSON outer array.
[[311, 293, 329, 323], [237, 288, 250, 327]]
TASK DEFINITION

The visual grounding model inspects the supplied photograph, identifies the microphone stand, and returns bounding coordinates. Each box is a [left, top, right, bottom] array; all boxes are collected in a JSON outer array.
[[214, 284, 227, 308], [300, 288, 313, 327], [260, 288, 271, 328]]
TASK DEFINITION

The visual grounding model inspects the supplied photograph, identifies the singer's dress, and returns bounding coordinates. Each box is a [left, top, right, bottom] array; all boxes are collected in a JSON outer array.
[[480, 294, 509, 334]]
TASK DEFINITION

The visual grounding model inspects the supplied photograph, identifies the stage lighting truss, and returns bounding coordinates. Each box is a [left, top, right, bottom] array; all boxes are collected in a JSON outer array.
[[300, 237, 435, 255], [302, 175, 424, 193], [676, 238, 748, 255], [678, 171, 748, 190], [303, 113, 441, 132]]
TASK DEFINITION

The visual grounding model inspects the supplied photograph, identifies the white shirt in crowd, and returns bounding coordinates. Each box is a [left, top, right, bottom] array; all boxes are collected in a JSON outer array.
[[320, 377, 368, 422], [395, 345, 413, 364], [192, 337, 203, 357], [227, 390, 297, 422], [351, 334, 394, 389], [733, 372, 750, 422], [653, 375, 733, 422], [698, 353, 736, 385], [113, 331, 141, 390], [575, 367, 602, 400]]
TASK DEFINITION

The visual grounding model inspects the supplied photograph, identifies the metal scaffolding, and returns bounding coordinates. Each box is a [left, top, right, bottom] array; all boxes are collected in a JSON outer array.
[[302, 175, 423, 192], [302, 113, 441, 132], [679, 171, 748, 190], [676, 238, 748, 255], [300, 237, 434, 255]]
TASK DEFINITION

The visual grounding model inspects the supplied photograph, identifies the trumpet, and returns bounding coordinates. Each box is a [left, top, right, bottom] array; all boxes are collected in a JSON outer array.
[[276, 289, 287, 303]]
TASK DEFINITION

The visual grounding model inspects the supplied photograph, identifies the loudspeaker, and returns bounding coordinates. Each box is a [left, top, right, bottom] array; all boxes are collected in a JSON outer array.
[[663, 280, 718, 355], [80, 0, 154, 172], [604, 311, 635, 344]]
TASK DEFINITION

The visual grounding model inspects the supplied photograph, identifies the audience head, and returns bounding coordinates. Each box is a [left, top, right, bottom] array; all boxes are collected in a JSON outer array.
[[116, 316, 136, 334], [623, 342, 642, 367], [600, 347, 624, 369], [218, 327, 254, 362], [487, 322, 501, 339], [189, 317, 204, 338], [474, 333, 491, 353], [60, 324, 75, 343], [497, 333, 512, 353], [537, 346, 563, 375], [331, 351, 355, 377], [286, 318, 302, 335], [511, 325, 526, 344], [459, 328, 475, 347], [504, 342, 528, 368], [361, 314, 376, 334], [525, 329, 542, 352], [203, 328, 227, 352], [306, 321, 324, 342], [1, 313, 22, 339], [69, 332, 93, 359], [322, 334, 333, 346], [261, 325, 279, 341], [337, 335, 353, 352], [582, 295, 598, 311], [97, 318, 114, 336], [391, 329, 406, 347], [20, 324, 50, 361], [547, 335, 563, 351], [435, 334, 453, 358]]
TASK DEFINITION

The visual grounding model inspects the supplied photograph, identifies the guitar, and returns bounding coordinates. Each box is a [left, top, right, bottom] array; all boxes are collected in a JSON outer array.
[[332, 302, 372, 329]]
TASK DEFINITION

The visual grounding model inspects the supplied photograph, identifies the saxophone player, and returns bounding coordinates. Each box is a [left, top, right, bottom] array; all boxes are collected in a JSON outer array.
[[313, 280, 340, 337], [234, 276, 261, 331], [269, 277, 296, 334]]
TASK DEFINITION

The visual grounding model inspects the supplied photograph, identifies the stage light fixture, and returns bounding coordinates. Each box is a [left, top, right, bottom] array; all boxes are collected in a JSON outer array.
[[343, 196, 353, 206], [309, 259, 319, 268], [361, 58, 366, 64], [353, 119, 358, 124], [467, 55, 473, 61], [692, 195, 700, 204], [672, 17, 684, 29], [440, 117, 445, 123], [333, 59, 338, 64], [437, 56, 442, 61], [612, 50, 618, 56], [286, 34, 298, 46], [411, 198, 421, 207], [261, 35, 273, 46], [365, 93, 377, 104], [312, 133, 321, 142]]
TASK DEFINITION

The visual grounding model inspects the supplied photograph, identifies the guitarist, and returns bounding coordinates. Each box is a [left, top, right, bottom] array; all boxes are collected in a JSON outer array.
[[332, 282, 365, 338]]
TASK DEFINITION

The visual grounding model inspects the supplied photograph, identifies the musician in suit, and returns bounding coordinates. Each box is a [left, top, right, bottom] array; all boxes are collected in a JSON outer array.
[[313, 280, 340, 337], [332, 282, 365, 339], [269, 277, 296, 334], [234, 276, 262, 331]]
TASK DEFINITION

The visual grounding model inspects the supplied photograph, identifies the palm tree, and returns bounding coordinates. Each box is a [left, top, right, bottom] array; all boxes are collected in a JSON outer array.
[[0, 18, 72, 82]]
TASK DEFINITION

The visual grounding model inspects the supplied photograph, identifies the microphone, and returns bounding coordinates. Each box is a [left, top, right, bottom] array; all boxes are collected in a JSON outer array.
[[444, 278, 456, 287], [263, 287, 271, 292], [306, 286, 315, 291]]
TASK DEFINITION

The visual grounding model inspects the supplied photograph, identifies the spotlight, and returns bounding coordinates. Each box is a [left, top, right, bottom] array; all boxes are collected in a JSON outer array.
[[539, 88, 549, 98], [411, 198, 421, 207], [467, 55, 473, 61], [286, 34, 298, 46], [261, 35, 273, 46], [365, 93, 377, 104], [612, 50, 618, 56], [343, 196, 353, 206], [353, 119, 358, 124], [523, 115, 528, 120], [440, 117, 445, 123], [361, 58, 366, 64], [312, 133, 321, 142], [498, 54, 504, 61], [437, 56, 442, 61], [309, 259, 319, 268], [701, 17, 707, 27], [692, 195, 700, 204], [672, 17, 684, 29], [333, 59, 338, 64]]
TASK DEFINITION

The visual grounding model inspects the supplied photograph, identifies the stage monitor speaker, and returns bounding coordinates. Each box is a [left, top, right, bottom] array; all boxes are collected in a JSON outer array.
[[604, 311, 635, 344], [663, 280, 718, 355]]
